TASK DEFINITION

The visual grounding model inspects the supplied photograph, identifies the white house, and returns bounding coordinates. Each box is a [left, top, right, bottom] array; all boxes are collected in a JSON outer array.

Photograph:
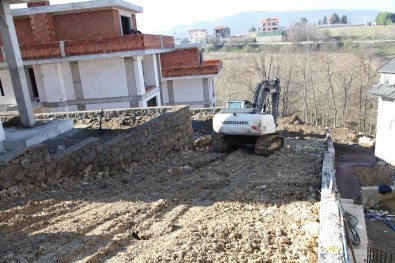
[[187, 29, 208, 44], [368, 57, 395, 166]]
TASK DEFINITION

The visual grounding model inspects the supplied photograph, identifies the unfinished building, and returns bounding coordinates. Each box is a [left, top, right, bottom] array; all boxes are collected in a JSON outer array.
[[0, 0, 223, 113]]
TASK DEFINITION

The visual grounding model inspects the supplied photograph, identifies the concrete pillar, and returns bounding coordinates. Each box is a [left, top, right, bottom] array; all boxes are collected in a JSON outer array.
[[142, 54, 159, 88], [0, 0, 35, 127], [133, 56, 145, 96]]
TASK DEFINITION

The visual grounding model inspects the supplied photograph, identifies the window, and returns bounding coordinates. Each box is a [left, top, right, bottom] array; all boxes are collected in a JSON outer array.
[[121, 16, 132, 35], [0, 79, 4, 96]]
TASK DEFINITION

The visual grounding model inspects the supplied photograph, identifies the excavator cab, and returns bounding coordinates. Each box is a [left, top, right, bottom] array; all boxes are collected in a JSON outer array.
[[226, 100, 253, 109]]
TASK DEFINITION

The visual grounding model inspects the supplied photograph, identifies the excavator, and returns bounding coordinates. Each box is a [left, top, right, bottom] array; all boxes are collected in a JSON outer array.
[[212, 78, 284, 156]]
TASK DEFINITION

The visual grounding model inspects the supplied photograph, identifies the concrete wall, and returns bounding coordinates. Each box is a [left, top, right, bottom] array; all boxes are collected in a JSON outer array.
[[256, 35, 283, 43], [163, 78, 215, 108], [375, 97, 395, 166], [0, 55, 166, 112], [380, 73, 395, 85], [79, 58, 128, 99], [40, 62, 75, 102], [0, 106, 194, 191], [0, 70, 17, 105]]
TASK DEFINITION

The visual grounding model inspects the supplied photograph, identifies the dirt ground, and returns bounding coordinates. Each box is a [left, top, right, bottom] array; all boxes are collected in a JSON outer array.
[[1, 116, 394, 262]]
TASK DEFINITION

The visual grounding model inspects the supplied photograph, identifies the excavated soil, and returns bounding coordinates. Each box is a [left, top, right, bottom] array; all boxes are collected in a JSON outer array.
[[1, 114, 394, 262], [0, 135, 324, 262]]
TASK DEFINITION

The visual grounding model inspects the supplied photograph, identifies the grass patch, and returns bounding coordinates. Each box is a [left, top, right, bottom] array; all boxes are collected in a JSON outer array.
[[378, 46, 395, 57], [320, 25, 395, 40]]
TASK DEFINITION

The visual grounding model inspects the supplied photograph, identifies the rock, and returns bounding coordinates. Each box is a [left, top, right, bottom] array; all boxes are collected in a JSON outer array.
[[301, 221, 320, 238], [43, 153, 51, 164], [194, 135, 212, 148], [14, 170, 26, 181], [21, 158, 31, 169], [7, 185, 19, 197]]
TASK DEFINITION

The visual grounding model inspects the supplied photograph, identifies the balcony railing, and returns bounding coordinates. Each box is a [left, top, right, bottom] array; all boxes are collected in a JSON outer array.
[[0, 34, 175, 62], [162, 60, 223, 78]]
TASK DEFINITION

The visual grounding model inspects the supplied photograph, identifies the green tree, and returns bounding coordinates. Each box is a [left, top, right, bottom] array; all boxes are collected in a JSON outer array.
[[248, 26, 257, 32], [323, 16, 328, 24], [329, 13, 340, 24], [300, 17, 308, 24], [318, 19, 322, 25], [375, 12, 395, 25], [340, 15, 348, 24]]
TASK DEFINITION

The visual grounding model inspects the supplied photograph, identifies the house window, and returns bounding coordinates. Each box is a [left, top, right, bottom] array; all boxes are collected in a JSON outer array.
[[121, 16, 132, 35], [0, 79, 4, 96]]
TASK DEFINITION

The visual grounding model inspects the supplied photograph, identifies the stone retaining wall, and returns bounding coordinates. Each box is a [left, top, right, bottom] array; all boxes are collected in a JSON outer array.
[[0, 106, 193, 191]]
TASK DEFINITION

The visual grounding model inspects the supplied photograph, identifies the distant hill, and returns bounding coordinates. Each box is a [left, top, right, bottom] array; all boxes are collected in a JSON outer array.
[[148, 9, 379, 38]]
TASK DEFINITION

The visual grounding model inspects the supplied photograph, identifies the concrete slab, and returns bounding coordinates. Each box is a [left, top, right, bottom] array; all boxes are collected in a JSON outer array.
[[341, 198, 368, 263], [3, 119, 73, 151]]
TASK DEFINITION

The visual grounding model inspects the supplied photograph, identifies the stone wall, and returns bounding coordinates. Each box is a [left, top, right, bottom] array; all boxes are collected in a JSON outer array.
[[0, 106, 193, 191]]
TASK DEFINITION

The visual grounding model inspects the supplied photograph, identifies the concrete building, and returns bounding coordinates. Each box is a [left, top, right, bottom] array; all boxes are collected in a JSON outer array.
[[161, 48, 223, 108], [213, 25, 230, 39], [257, 18, 283, 43], [368, 57, 395, 166], [187, 29, 208, 44], [0, 0, 223, 113]]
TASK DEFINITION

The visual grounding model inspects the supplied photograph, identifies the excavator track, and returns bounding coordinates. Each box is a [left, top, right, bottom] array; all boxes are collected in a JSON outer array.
[[254, 135, 284, 156], [212, 133, 232, 153]]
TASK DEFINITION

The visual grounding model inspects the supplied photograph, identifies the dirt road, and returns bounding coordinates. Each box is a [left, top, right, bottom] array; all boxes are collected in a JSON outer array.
[[1, 137, 324, 263]]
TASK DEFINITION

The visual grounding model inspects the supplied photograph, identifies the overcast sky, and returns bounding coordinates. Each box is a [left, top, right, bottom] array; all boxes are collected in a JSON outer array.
[[13, 0, 395, 32]]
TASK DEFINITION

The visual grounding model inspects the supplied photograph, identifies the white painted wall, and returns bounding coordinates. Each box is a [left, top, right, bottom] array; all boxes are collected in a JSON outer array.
[[79, 58, 128, 99], [375, 97, 395, 166], [0, 70, 17, 105], [380, 73, 395, 85]]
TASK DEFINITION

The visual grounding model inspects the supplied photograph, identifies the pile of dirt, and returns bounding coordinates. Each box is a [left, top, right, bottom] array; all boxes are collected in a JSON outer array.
[[0, 135, 324, 262]]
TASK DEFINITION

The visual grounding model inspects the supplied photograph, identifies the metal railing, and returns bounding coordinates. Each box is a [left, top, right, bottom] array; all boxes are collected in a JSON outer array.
[[367, 241, 395, 263]]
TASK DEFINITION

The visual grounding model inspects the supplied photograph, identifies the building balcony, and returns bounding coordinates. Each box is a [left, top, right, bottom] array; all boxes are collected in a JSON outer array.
[[162, 60, 223, 78], [0, 34, 175, 62]]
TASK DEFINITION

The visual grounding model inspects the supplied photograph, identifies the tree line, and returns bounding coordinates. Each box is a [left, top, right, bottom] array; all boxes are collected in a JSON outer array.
[[213, 45, 380, 135]]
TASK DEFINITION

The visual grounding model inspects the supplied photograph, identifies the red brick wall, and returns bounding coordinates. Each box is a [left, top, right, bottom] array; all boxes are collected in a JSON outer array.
[[30, 13, 55, 43], [0, 18, 35, 45], [160, 48, 200, 68], [131, 14, 137, 30], [14, 18, 35, 45], [27, 1, 50, 7], [52, 9, 122, 41]]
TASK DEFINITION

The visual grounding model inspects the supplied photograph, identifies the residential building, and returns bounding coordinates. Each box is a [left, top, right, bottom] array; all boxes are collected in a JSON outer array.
[[161, 47, 223, 108], [213, 25, 230, 39], [368, 57, 395, 166], [187, 29, 208, 44], [0, 0, 222, 113], [257, 18, 282, 43]]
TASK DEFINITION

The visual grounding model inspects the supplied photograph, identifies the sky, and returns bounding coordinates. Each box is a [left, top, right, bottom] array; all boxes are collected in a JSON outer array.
[[13, 0, 395, 33]]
